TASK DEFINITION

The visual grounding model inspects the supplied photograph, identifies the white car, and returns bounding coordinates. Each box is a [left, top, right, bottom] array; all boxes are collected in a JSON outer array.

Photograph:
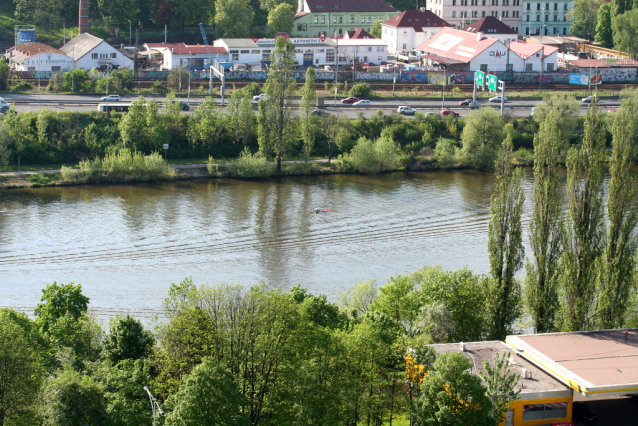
[[253, 94, 269, 101], [0, 97, 10, 108], [101, 94, 120, 101], [489, 96, 507, 102], [353, 100, 371, 106], [397, 106, 417, 115]]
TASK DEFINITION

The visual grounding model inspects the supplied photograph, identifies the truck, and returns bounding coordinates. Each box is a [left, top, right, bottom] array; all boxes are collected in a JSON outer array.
[[397, 52, 418, 63]]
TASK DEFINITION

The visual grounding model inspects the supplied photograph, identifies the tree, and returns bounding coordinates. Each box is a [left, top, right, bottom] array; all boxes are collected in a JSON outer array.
[[0, 313, 44, 426], [372, 274, 421, 336], [370, 19, 383, 38], [459, 107, 504, 170], [413, 352, 496, 426], [337, 279, 378, 320], [267, 3, 295, 35], [119, 97, 169, 153], [187, 96, 227, 150], [102, 314, 154, 364], [613, 9, 638, 59], [167, 67, 190, 93], [258, 37, 298, 171], [479, 353, 520, 424], [526, 109, 563, 333], [215, 0, 254, 38], [322, 114, 351, 166], [0, 58, 9, 92], [558, 105, 606, 332], [595, 3, 614, 48], [300, 67, 318, 159], [97, 0, 140, 33], [610, 0, 634, 17], [13, 0, 62, 28], [598, 99, 638, 328], [164, 358, 250, 426], [259, 0, 296, 11], [34, 282, 90, 335], [226, 89, 258, 146], [569, 0, 603, 39], [531, 94, 581, 133], [486, 133, 524, 340]]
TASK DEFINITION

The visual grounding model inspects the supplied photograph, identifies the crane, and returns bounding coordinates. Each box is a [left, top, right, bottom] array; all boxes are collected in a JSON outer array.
[[198, 23, 215, 66], [198, 22, 226, 105]]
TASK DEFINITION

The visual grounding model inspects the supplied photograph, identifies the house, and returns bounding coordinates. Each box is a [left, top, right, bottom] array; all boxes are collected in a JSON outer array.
[[427, 0, 522, 35], [339, 28, 374, 39], [4, 42, 74, 72], [143, 43, 228, 70], [381, 9, 452, 54], [460, 16, 519, 45], [60, 33, 133, 71], [508, 40, 559, 71], [521, 0, 573, 36], [416, 27, 525, 71], [332, 37, 388, 65], [292, 0, 398, 37]]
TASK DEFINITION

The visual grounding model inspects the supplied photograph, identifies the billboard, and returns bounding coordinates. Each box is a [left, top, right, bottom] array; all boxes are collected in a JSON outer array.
[[529, 27, 540, 35], [569, 73, 603, 85], [428, 73, 450, 85], [487, 74, 498, 91], [475, 70, 485, 86]]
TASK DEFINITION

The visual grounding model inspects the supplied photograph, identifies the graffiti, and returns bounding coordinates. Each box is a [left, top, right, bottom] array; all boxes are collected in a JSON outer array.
[[451, 72, 474, 84], [139, 70, 170, 79], [315, 72, 333, 80], [602, 68, 637, 82]]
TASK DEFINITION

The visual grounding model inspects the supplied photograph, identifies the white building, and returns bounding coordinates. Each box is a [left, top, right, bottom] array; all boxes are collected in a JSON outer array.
[[332, 38, 388, 64], [143, 43, 228, 70], [460, 16, 519, 45], [60, 33, 133, 71], [427, 0, 523, 35], [382, 9, 452, 54], [4, 42, 74, 72], [508, 40, 559, 71], [416, 27, 526, 71]]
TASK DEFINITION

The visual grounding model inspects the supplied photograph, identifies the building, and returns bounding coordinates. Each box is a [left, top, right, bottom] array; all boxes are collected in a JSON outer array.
[[508, 40, 559, 71], [416, 27, 525, 71], [143, 43, 228, 70], [427, 0, 522, 34], [381, 9, 452, 54], [292, 0, 398, 37], [525, 35, 588, 54], [521, 0, 573, 36], [332, 37, 388, 64], [60, 33, 133, 71], [460, 15, 519, 45], [4, 42, 74, 72], [339, 28, 374, 39]]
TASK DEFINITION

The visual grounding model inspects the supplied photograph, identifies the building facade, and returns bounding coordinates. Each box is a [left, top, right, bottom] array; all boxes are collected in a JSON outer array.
[[144, 43, 228, 70], [382, 9, 452, 54], [293, 0, 398, 37], [521, 0, 573, 36], [508, 40, 559, 71], [460, 16, 519, 45], [333, 38, 388, 64], [4, 42, 74, 72], [61, 33, 133, 70], [427, 0, 523, 35]]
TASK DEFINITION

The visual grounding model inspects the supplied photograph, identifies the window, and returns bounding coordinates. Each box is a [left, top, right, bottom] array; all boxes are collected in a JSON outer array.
[[537, 3, 540, 9], [564, 3, 568, 10], [368, 46, 372, 51], [110, 52, 117, 58], [251, 50, 260, 53], [351, 16, 355, 23], [526, 14, 530, 20], [229, 49, 238, 53], [452, 11, 456, 17], [482, 0, 486, 5], [480, 64, 488, 71], [526, 63, 533, 71], [523, 403, 567, 421], [339, 16, 343, 23], [452, 0, 456, 5], [506, 63, 513, 71], [362, 16, 365, 22], [367, 16, 371, 22], [363, 56, 368, 61], [28, 66, 35, 71], [402, 43, 407, 49], [503, 0, 508, 5], [333, 16, 337, 23], [339, 28, 343, 34], [326, 49, 335, 62], [100, 53, 109, 59], [554, 15, 557, 21], [240, 49, 249, 54], [232, 53, 239, 61], [537, 14, 540, 20], [545, 14, 548, 20], [321, 16, 325, 23], [314, 16, 318, 23], [92, 53, 98, 59], [482, 10, 486, 16], [563, 26, 567, 34]]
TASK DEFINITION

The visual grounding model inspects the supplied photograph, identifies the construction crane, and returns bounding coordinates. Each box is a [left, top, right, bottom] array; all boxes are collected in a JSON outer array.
[[198, 23, 215, 66], [198, 22, 226, 105]]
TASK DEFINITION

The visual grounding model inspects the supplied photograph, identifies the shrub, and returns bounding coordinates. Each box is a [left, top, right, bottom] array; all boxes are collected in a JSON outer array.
[[340, 133, 401, 173], [225, 148, 275, 178], [350, 82, 371, 98], [199, 82, 210, 91], [244, 82, 261, 96], [47, 74, 65, 92], [61, 150, 174, 183], [12, 81, 33, 92], [433, 137, 457, 169], [152, 80, 165, 93]]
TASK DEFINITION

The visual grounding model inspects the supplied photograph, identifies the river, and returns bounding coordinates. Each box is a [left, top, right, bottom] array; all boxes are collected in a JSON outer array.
[[0, 170, 534, 319]]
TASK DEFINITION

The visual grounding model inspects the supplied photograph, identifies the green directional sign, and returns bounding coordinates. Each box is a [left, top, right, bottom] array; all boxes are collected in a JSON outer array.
[[488, 75, 498, 91], [475, 70, 485, 86]]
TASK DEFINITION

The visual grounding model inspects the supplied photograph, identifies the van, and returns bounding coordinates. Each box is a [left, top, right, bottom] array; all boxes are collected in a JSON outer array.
[[0, 97, 10, 108], [323, 65, 333, 72], [232, 63, 248, 71]]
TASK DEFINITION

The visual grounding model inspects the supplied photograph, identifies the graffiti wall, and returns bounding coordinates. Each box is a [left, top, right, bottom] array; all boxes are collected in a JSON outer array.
[[601, 68, 637, 82]]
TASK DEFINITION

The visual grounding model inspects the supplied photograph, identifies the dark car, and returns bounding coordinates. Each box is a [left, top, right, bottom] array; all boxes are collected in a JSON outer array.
[[439, 109, 460, 117], [310, 109, 330, 116], [572, 402, 595, 422], [459, 99, 473, 106], [341, 97, 360, 104], [171, 100, 190, 111]]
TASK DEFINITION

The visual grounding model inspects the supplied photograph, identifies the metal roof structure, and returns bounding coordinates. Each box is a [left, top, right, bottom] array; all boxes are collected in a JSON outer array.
[[508, 40, 559, 59], [461, 16, 518, 35], [416, 27, 500, 63], [60, 32, 104, 60], [382, 9, 451, 31]]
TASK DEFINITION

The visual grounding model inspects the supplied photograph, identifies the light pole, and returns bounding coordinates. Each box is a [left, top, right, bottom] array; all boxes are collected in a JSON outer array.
[[38, 48, 41, 103], [127, 20, 132, 46], [143, 387, 164, 426]]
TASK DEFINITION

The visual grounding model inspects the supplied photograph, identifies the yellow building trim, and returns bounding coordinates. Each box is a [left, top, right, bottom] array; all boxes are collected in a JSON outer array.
[[498, 396, 573, 426]]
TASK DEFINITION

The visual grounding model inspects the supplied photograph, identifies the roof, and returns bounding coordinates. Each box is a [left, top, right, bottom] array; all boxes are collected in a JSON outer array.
[[567, 58, 638, 68], [214, 39, 259, 49], [382, 9, 451, 31], [461, 16, 517, 35], [526, 35, 570, 45], [340, 28, 374, 39], [60, 33, 104, 60], [305, 0, 396, 13], [416, 27, 499, 63], [431, 341, 571, 398], [508, 40, 558, 59], [507, 329, 638, 397], [421, 54, 467, 65], [332, 38, 387, 46], [9, 42, 63, 56], [144, 42, 227, 54]]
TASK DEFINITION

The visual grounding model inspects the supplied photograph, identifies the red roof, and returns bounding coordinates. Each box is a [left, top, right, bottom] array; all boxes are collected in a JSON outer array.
[[306, 0, 396, 13], [508, 40, 557, 59], [382, 9, 451, 31], [568, 58, 638, 68], [461, 16, 517, 35], [144, 42, 227, 54], [417, 27, 499, 63], [339, 28, 375, 39]]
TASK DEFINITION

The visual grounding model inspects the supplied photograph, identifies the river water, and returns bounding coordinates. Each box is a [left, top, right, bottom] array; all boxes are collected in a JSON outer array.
[[0, 171, 534, 318]]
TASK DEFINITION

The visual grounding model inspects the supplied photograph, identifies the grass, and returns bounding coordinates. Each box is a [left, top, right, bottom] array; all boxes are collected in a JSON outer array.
[[27, 173, 59, 187]]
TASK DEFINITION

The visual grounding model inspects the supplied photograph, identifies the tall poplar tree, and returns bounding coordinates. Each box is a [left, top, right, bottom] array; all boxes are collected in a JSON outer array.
[[598, 99, 638, 328], [558, 105, 606, 332], [525, 109, 563, 333], [486, 132, 524, 341], [300, 67, 318, 159]]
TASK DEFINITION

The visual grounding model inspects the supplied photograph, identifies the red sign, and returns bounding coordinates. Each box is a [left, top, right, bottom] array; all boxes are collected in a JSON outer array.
[[319, 36, 326, 42], [253, 37, 259, 43], [589, 74, 603, 85]]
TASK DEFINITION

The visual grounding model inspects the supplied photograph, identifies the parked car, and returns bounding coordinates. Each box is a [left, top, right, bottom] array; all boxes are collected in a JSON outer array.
[[423, 112, 437, 116], [572, 402, 595, 422], [440, 109, 460, 117], [0, 97, 10, 108], [397, 106, 417, 115], [582, 95, 597, 103], [310, 109, 330, 116], [530, 107, 536, 116], [379, 61, 388, 65], [353, 100, 371, 106], [170, 100, 190, 111], [101, 94, 121, 102], [341, 97, 360, 104], [253, 93, 269, 101], [459, 99, 473, 106], [489, 96, 507, 102]]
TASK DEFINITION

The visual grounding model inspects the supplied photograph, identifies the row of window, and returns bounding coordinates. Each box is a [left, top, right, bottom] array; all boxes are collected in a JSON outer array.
[[453, 0, 520, 5], [311, 15, 385, 24], [91, 53, 117, 59], [526, 14, 567, 20], [478, 62, 555, 72], [450, 10, 519, 17], [526, 2, 569, 10], [525, 26, 569, 34]]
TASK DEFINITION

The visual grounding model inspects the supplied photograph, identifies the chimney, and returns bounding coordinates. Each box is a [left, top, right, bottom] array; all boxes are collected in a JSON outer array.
[[298, 0, 304, 12], [477, 31, 483, 41], [79, 0, 89, 34], [420, 6, 426, 11]]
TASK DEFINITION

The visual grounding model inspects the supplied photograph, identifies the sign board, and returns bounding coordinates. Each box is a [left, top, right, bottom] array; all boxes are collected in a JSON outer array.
[[252, 37, 259, 43], [163, 144, 169, 150], [529, 27, 540, 35], [569, 73, 603, 85], [319, 36, 326, 42], [487, 74, 498, 91], [475, 70, 485, 86], [429, 73, 450, 85], [256, 37, 327, 45]]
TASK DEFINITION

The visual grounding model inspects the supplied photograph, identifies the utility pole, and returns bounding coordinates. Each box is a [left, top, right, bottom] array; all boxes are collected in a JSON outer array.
[[333, 31, 338, 106]]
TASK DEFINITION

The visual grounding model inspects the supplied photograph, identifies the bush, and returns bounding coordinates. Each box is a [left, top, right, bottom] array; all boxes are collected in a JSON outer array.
[[199, 82, 210, 91], [224, 147, 275, 178], [433, 137, 457, 169], [340, 133, 401, 173], [152, 80, 165, 93], [350, 82, 371, 98], [243, 82, 261, 96], [11, 81, 32, 92], [48, 74, 65, 92]]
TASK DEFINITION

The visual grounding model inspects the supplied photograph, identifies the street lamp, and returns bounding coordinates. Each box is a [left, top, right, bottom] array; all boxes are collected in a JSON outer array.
[[127, 20, 132, 46], [143, 386, 164, 426]]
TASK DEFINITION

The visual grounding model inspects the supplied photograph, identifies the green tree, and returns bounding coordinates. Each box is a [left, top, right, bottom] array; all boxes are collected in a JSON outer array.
[[479, 353, 520, 424], [525, 109, 563, 333], [595, 3, 614, 48], [258, 37, 298, 171], [34, 282, 90, 335], [97, 0, 140, 33], [598, 99, 638, 328], [167, 68, 191, 93], [612, 9, 638, 59], [370, 19, 383, 38], [531, 94, 581, 133], [300, 67, 318, 159], [267, 3, 295, 35], [215, 0, 254, 38], [486, 133, 524, 340], [13, 0, 62, 28], [102, 314, 154, 364], [558, 105, 606, 332], [164, 358, 250, 426], [569, 0, 603, 39], [413, 352, 496, 426], [226, 89, 257, 146], [186, 96, 227, 150], [322, 113, 352, 165], [459, 107, 504, 169], [119, 97, 169, 153], [610, 0, 634, 17], [337, 279, 378, 320], [433, 137, 457, 169], [259, 0, 296, 11], [0, 58, 9, 92], [372, 274, 421, 336]]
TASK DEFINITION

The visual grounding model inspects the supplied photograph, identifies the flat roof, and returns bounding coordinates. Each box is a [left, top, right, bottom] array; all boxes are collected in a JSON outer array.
[[431, 341, 571, 399], [507, 329, 638, 397]]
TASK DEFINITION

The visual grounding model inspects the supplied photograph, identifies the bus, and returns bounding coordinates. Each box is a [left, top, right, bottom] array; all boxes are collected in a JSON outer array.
[[97, 103, 133, 113]]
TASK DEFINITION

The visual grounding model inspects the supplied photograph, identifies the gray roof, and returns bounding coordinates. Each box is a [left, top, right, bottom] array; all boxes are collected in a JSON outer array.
[[60, 33, 104, 60], [216, 39, 259, 48]]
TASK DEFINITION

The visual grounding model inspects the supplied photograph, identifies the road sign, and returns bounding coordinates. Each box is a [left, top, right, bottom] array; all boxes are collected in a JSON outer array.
[[163, 144, 169, 150], [252, 37, 259, 43], [320, 36, 326, 42], [475, 70, 485, 86], [487, 75, 498, 91]]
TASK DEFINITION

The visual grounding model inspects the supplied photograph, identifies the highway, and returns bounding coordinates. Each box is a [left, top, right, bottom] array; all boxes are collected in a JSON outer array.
[[1, 93, 621, 118]]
